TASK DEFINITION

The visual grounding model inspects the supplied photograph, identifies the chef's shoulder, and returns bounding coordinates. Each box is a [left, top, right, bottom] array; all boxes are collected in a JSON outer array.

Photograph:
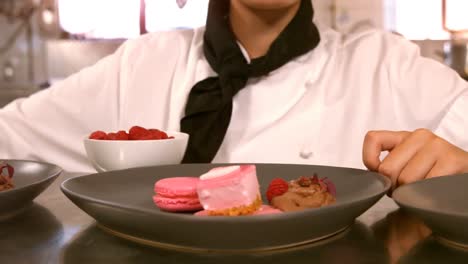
[[337, 27, 422, 68], [115, 27, 205, 66]]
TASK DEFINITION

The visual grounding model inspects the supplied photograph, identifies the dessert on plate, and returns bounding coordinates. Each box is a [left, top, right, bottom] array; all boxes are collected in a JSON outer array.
[[194, 205, 282, 216], [196, 165, 262, 216], [266, 175, 336, 212], [252, 205, 283, 215], [153, 177, 203, 212], [152, 165, 337, 216], [0, 162, 14, 191]]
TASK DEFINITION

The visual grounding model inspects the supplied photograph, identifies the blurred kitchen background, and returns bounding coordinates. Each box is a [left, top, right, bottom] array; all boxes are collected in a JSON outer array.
[[1, 0, 467, 107]]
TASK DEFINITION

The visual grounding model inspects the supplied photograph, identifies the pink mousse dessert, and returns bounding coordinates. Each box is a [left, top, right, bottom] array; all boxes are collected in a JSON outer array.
[[196, 165, 262, 216]]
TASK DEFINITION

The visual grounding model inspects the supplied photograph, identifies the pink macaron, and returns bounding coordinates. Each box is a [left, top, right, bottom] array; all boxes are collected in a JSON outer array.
[[153, 177, 203, 212]]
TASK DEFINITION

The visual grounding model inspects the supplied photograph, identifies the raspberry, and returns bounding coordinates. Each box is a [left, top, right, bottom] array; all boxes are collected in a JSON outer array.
[[137, 133, 155, 140], [115, 130, 129, 140], [266, 178, 289, 203], [129, 126, 149, 140], [159, 131, 169, 139], [107, 132, 118, 140], [90, 126, 171, 141], [149, 129, 164, 140], [89, 130, 107, 140]]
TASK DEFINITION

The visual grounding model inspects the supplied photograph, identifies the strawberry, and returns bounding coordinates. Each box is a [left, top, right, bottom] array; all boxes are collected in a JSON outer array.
[[89, 130, 107, 140], [266, 178, 289, 203]]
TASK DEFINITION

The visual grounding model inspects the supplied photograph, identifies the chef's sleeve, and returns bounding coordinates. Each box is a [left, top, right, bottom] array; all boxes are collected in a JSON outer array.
[[0, 39, 132, 172], [386, 37, 468, 151]]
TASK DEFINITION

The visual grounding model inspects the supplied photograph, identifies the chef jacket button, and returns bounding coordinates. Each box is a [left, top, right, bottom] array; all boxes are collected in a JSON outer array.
[[300, 150, 314, 159]]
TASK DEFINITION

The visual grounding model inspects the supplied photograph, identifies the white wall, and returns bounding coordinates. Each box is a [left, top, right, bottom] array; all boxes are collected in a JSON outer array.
[[312, 0, 446, 63], [312, 0, 386, 33]]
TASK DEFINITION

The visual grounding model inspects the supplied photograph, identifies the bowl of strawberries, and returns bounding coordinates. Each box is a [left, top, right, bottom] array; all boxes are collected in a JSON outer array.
[[84, 126, 189, 172]]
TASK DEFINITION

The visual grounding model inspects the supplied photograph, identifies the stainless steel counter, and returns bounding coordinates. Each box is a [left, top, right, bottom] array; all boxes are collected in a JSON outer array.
[[1, 172, 467, 264]]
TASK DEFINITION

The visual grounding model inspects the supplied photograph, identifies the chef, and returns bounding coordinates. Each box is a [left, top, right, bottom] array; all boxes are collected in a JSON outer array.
[[0, 0, 467, 190]]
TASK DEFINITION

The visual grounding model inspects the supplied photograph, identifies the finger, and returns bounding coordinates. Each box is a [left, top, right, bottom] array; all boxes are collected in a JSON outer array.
[[362, 130, 410, 171], [378, 129, 436, 187], [397, 146, 438, 186], [424, 137, 467, 179], [426, 153, 467, 179], [426, 161, 455, 179]]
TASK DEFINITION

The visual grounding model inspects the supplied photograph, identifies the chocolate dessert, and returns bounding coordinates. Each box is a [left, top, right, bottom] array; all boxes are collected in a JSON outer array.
[[0, 162, 14, 191], [267, 175, 336, 212]]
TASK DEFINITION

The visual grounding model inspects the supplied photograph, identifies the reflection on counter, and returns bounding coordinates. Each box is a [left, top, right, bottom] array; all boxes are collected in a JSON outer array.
[[399, 237, 468, 264], [373, 209, 432, 264], [372, 209, 468, 264], [0, 203, 64, 264], [62, 221, 388, 264]]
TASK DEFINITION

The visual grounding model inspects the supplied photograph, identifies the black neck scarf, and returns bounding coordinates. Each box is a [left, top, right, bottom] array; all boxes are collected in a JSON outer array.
[[181, 0, 321, 163]]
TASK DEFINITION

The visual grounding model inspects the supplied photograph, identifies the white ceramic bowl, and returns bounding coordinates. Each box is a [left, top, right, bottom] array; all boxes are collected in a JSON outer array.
[[83, 132, 189, 172]]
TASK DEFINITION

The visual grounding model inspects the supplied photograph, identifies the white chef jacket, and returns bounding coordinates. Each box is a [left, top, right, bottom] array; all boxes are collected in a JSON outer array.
[[1, 24, 467, 173]]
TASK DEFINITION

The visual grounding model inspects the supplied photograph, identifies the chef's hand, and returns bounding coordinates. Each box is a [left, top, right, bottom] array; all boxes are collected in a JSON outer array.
[[362, 129, 468, 190]]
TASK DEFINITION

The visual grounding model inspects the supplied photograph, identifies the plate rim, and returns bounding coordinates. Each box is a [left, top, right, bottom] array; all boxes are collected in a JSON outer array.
[[0, 159, 63, 195], [392, 173, 468, 219], [436, 235, 468, 251], [61, 163, 391, 222], [97, 223, 351, 253]]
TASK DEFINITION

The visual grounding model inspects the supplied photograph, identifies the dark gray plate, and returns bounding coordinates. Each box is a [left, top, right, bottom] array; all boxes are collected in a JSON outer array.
[[393, 174, 468, 249], [0, 160, 62, 220], [61, 163, 390, 252]]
